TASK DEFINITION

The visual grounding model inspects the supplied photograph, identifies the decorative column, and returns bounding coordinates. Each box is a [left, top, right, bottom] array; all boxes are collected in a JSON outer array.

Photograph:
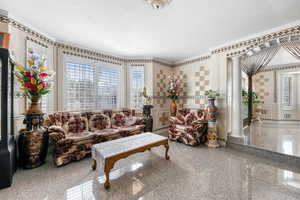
[[232, 56, 243, 137]]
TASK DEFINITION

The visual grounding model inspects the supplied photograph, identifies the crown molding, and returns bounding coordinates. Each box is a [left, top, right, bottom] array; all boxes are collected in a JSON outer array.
[[173, 54, 211, 67], [260, 62, 300, 73], [215, 25, 300, 56]]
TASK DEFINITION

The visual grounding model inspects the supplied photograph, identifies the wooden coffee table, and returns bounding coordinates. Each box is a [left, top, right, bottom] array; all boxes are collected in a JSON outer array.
[[91, 132, 170, 189]]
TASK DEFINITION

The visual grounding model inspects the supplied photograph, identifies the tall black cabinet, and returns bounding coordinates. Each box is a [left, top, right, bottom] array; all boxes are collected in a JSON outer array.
[[0, 48, 16, 189]]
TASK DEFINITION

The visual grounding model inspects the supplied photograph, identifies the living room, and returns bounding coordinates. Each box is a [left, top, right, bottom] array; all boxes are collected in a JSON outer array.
[[1, 0, 300, 199]]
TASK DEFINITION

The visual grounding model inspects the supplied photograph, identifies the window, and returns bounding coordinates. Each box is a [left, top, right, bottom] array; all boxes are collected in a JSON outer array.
[[63, 57, 121, 111], [282, 76, 291, 106], [129, 65, 144, 109], [97, 66, 121, 109], [281, 75, 296, 111], [64, 62, 96, 111]]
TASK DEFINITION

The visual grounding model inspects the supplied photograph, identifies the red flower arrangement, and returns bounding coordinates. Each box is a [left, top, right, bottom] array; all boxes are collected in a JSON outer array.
[[14, 49, 55, 99]]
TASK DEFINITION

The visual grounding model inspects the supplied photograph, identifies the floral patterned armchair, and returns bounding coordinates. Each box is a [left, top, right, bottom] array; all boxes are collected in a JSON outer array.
[[169, 108, 208, 146], [44, 109, 145, 167]]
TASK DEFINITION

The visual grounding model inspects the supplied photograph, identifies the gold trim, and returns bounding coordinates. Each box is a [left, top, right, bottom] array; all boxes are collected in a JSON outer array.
[[26, 36, 49, 48], [62, 50, 123, 66]]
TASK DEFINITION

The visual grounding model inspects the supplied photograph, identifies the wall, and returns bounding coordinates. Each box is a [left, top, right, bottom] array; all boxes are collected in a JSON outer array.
[[152, 61, 173, 130]]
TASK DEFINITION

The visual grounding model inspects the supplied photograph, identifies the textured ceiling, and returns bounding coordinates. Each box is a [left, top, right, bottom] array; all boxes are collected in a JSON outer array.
[[2, 0, 300, 62]]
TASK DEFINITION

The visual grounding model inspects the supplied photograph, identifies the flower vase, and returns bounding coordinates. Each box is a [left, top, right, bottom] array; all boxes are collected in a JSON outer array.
[[19, 96, 48, 169], [27, 97, 42, 114], [207, 98, 217, 122], [170, 99, 177, 116]]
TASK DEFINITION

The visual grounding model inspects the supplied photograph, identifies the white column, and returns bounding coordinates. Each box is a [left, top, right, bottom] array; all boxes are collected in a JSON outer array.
[[232, 56, 243, 137]]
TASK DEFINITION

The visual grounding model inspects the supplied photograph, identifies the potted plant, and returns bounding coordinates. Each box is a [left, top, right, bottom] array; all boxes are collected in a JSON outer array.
[[242, 89, 260, 105], [15, 49, 55, 169], [166, 73, 183, 116], [204, 89, 220, 122]]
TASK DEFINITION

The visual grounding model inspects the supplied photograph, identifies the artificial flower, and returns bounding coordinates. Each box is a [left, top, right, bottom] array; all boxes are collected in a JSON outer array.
[[16, 65, 25, 72], [31, 78, 37, 85], [39, 73, 48, 78], [27, 59, 34, 66], [37, 84, 44, 89], [25, 72, 33, 77], [42, 82, 48, 87], [20, 87, 28, 91], [15, 50, 54, 99], [39, 67, 47, 72]]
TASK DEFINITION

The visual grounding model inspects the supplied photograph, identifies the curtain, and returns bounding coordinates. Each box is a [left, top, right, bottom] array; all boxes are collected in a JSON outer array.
[[241, 46, 280, 125], [241, 46, 280, 75], [282, 42, 300, 60]]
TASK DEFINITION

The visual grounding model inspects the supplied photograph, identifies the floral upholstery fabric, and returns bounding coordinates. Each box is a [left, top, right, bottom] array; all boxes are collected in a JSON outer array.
[[45, 109, 145, 167], [111, 112, 126, 128], [89, 113, 111, 131], [169, 108, 208, 146], [67, 114, 88, 134]]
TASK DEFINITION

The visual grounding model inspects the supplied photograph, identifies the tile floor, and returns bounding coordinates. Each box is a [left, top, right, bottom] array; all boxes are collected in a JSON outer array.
[[1, 133, 300, 200], [248, 121, 300, 157]]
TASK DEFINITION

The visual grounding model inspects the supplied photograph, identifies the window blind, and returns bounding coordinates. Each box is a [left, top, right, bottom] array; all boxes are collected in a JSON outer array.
[[64, 62, 96, 111], [64, 58, 121, 111], [97, 66, 121, 109], [129, 65, 144, 109]]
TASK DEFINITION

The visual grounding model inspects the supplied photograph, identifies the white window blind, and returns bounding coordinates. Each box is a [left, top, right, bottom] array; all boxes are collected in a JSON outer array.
[[63, 57, 122, 111], [97, 66, 121, 109], [129, 65, 144, 109], [64, 62, 96, 111]]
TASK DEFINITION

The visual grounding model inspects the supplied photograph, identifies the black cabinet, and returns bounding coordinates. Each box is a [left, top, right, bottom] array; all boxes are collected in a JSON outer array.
[[0, 48, 16, 189]]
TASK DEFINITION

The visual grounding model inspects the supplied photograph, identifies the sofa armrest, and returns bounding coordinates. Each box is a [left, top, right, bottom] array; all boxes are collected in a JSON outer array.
[[49, 132, 66, 143], [169, 116, 184, 125], [48, 125, 67, 142]]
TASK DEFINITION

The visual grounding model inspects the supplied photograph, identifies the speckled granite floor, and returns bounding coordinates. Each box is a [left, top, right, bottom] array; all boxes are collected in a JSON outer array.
[[1, 133, 300, 200]]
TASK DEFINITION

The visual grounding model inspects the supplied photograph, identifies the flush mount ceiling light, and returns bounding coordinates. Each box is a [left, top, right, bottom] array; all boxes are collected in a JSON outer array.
[[145, 0, 172, 9]]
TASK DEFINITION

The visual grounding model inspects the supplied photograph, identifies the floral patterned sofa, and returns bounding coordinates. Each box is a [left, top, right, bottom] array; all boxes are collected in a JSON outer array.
[[44, 109, 145, 167], [169, 108, 208, 146]]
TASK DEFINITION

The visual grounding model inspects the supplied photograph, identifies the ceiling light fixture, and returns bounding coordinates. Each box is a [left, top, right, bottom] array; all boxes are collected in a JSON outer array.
[[145, 0, 172, 10]]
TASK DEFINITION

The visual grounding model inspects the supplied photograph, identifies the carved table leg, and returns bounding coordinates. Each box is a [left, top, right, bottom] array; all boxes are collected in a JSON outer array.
[[92, 159, 97, 170], [104, 159, 113, 189], [164, 141, 170, 160]]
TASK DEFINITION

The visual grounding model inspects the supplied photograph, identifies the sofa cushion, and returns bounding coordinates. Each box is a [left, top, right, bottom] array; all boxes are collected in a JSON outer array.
[[89, 113, 111, 131], [67, 114, 88, 134], [184, 112, 197, 126], [111, 112, 126, 128]]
